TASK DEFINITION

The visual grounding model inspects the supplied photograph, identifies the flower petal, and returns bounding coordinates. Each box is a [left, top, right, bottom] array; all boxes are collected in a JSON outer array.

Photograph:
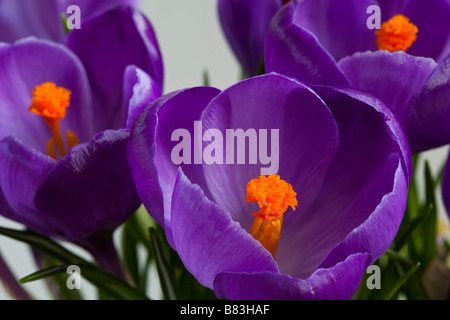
[[406, 56, 450, 153], [123, 65, 162, 130], [200, 73, 339, 232], [0, 187, 17, 223], [34, 129, 141, 244], [213, 252, 371, 299], [66, 6, 163, 132], [0, 0, 63, 43], [0, 0, 139, 44], [170, 168, 279, 289], [318, 158, 408, 270], [338, 50, 437, 126], [376, 0, 410, 18], [401, 0, 450, 62], [0, 135, 60, 236], [0, 38, 94, 152], [265, 3, 348, 86], [63, 0, 139, 21], [218, 0, 282, 76], [287, 0, 379, 61], [127, 87, 221, 242]]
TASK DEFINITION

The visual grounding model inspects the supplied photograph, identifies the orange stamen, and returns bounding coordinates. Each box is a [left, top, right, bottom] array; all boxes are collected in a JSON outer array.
[[29, 82, 71, 120], [45, 118, 66, 157], [66, 130, 80, 151], [247, 175, 298, 257], [375, 14, 418, 52], [28, 82, 79, 159]]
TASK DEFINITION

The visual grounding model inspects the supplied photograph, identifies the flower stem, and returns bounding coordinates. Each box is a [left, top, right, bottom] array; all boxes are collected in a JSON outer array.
[[85, 236, 126, 282]]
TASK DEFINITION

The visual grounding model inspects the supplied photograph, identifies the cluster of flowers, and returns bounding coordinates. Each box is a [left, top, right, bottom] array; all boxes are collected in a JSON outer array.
[[0, 0, 450, 300]]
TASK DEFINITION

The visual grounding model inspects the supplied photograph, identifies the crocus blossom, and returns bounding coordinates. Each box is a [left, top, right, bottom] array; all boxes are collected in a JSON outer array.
[[128, 72, 410, 299], [265, 1, 450, 154], [281, 0, 450, 63], [0, 0, 138, 43], [0, 7, 162, 274]]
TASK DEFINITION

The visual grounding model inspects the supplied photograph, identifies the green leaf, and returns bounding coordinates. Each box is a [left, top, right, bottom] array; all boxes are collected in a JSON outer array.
[[0, 227, 85, 264], [79, 263, 149, 300], [60, 13, 71, 34], [0, 226, 149, 300], [385, 261, 421, 300], [404, 160, 438, 271], [394, 203, 434, 251], [125, 206, 156, 252], [44, 260, 83, 300], [422, 161, 438, 265], [121, 223, 140, 287], [149, 227, 177, 300], [202, 69, 210, 86], [19, 264, 71, 284]]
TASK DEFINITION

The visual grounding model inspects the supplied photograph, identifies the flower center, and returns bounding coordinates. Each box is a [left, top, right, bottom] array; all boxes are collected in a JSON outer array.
[[375, 14, 418, 52], [246, 174, 298, 258], [282, 0, 291, 4], [28, 82, 79, 159]]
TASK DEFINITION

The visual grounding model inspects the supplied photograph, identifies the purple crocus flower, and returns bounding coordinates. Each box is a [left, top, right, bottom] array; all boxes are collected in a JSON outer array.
[[0, 0, 138, 44], [217, 0, 284, 76], [128, 72, 410, 299], [272, 0, 450, 63], [265, 1, 450, 154], [0, 7, 162, 275], [218, 0, 450, 76]]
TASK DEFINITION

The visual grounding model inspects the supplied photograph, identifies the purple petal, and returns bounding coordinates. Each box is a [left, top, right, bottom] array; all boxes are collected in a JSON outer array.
[[127, 87, 220, 241], [63, 0, 139, 21], [318, 159, 408, 270], [0, 38, 94, 153], [406, 56, 450, 153], [376, 0, 410, 18], [265, 3, 349, 86], [0, 0, 139, 44], [0, 187, 17, 223], [275, 86, 410, 278], [0, 135, 60, 236], [66, 6, 163, 132], [288, 0, 379, 61], [34, 129, 141, 244], [402, 0, 450, 62], [214, 252, 371, 299], [338, 50, 437, 126], [123, 65, 162, 130], [170, 168, 279, 289], [0, 0, 64, 43], [200, 73, 339, 232], [218, 0, 282, 76]]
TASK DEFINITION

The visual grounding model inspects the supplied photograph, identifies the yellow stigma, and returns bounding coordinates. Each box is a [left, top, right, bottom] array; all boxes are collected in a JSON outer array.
[[375, 15, 418, 52], [247, 175, 298, 258], [28, 82, 79, 159]]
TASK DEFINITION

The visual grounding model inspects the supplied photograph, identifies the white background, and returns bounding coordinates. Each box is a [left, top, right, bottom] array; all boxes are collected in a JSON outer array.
[[0, 0, 449, 300]]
